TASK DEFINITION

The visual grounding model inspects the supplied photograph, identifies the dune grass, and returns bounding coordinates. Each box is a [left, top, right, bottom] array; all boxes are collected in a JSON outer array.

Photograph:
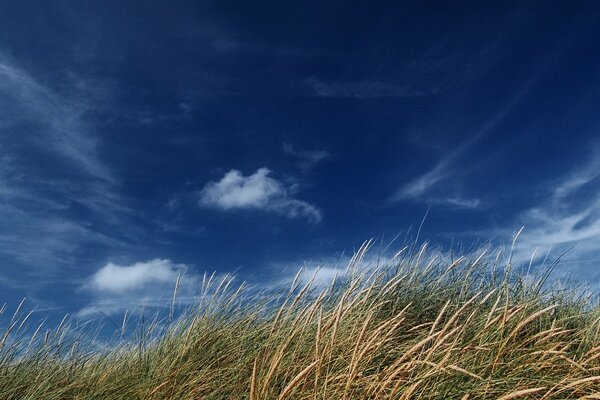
[[1, 240, 599, 399]]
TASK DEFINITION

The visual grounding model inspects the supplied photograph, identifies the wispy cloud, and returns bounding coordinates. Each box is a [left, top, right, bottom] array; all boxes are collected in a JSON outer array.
[[305, 76, 437, 99], [428, 197, 483, 209], [282, 143, 329, 172], [198, 168, 322, 223], [552, 148, 600, 199], [391, 34, 572, 204], [466, 149, 600, 291], [0, 207, 121, 269], [0, 54, 132, 281], [390, 86, 531, 202], [0, 58, 110, 181], [78, 259, 199, 317], [513, 150, 600, 265]]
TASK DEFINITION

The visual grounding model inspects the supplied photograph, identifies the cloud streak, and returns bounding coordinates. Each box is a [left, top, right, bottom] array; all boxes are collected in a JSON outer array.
[[0, 58, 110, 181], [305, 76, 437, 99], [470, 149, 600, 292], [282, 143, 329, 172], [515, 150, 600, 263], [391, 86, 532, 202], [428, 197, 483, 209], [0, 54, 132, 281], [391, 33, 573, 204], [198, 168, 322, 223]]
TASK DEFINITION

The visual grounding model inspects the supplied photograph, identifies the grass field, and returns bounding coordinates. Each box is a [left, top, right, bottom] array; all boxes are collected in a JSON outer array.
[[1, 240, 599, 399]]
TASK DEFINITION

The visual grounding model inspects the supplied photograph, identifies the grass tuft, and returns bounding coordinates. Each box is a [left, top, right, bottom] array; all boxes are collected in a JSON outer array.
[[1, 241, 599, 399]]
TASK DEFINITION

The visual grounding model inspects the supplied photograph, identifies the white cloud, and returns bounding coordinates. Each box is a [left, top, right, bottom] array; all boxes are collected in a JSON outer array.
[[198, 168, 322, 223], [79, 259, 201, 317], [86, 259, 185, 293]]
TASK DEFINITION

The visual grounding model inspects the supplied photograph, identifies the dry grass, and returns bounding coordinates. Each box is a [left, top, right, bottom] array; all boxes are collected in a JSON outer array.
[[1, 241, 599, 399]]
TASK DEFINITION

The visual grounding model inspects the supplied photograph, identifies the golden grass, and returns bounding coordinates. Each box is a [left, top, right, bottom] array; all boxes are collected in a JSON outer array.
[[0, 241, 599, 399]]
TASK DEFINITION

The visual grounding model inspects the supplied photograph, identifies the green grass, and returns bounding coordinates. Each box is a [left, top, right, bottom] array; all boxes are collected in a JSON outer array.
[[1, 241, 599, 399]]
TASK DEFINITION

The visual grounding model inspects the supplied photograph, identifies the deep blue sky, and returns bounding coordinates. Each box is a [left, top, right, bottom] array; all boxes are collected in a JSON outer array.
[[1, 1, 600, 319]]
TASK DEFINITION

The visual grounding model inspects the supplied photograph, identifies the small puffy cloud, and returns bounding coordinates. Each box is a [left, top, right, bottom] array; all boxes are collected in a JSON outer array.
[[87, 259, 185, 293], [198, 168, 321, 223], [79, 259, 199, 317]]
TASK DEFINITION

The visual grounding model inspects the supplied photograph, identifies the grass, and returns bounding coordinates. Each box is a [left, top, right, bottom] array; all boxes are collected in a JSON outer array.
[[1, 240, 599, 399]]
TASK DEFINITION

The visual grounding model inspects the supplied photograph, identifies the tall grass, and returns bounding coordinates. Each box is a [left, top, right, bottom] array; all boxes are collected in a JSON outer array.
[[1, 241, 599, 399]]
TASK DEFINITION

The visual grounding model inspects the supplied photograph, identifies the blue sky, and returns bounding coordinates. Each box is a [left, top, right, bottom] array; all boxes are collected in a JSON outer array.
[[1, 1, 600, 320]]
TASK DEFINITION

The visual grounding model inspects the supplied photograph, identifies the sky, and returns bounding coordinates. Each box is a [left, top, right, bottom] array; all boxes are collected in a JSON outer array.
[[1, 1, 600, 321]]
